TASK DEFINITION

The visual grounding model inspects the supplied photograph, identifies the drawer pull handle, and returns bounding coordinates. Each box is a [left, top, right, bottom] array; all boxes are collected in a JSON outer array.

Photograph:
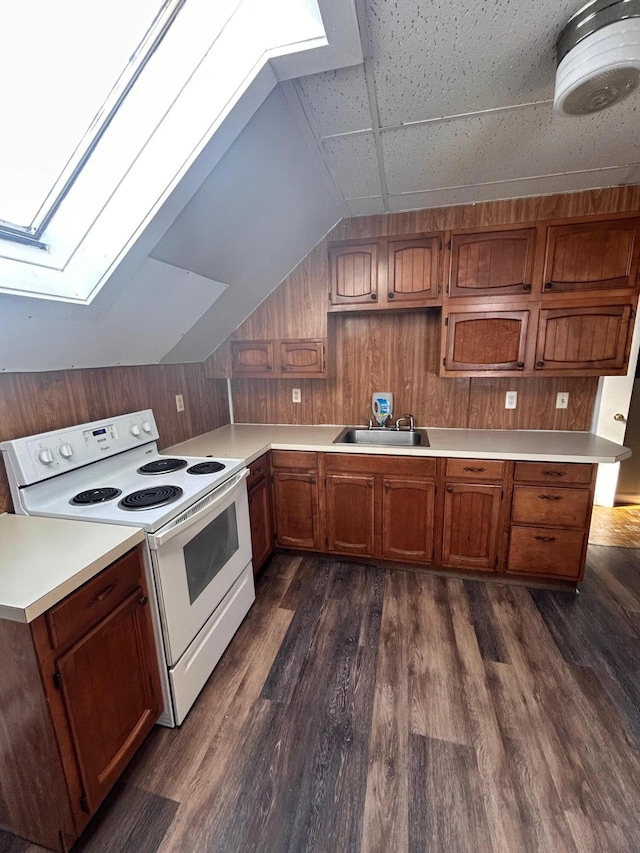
[[88, 583, 116, 606], [138, 595, 148, 606], [384, 481, 390, 491], [542, 471, 565, 477], [464, 466, 485, 472], [539, 494, 562, 501], [534, 535, 557, 542]]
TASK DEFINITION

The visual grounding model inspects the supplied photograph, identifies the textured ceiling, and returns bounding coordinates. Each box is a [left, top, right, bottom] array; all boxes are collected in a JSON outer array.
[[294, 0, 640, 213]]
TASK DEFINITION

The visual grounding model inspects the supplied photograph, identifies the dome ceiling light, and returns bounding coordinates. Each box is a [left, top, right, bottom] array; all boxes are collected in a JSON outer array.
[[555, 0, 640, 115]]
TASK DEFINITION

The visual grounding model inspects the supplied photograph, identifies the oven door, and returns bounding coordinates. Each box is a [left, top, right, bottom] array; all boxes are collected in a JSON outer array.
[[147, 469, 252, 665]]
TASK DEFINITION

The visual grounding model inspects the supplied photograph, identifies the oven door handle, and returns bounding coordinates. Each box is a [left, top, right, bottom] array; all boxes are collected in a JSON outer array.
[[147, 469, 249, 548]]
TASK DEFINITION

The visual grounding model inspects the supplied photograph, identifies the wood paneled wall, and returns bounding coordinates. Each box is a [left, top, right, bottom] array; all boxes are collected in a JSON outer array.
[[0, 364, 230, 513], [212, 188, 640, 429]]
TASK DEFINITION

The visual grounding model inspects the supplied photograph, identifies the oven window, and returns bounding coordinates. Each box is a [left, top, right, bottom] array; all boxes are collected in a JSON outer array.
[[184, 504, 239, 604]]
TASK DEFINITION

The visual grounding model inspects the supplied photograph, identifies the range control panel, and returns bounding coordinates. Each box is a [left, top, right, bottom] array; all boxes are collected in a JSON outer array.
[[1, 410, 159, 486]]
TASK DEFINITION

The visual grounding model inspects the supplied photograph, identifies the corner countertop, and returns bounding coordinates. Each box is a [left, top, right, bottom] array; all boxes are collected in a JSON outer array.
[[166, 424, 631, 465], [0, 514, 145, 623]]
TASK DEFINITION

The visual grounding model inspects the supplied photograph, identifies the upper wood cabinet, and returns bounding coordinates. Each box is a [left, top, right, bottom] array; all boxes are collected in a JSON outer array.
[[231, 340, 274, 376], [329, 242, 378, 306], [448, 228, 537, 300], [535, 304, 632, 375], [386, 236, 441, 305], [442, 309, 530, 374], [231, 339, 330, 379], [329, 234, 443, 311], [542, 217, 640, 296]]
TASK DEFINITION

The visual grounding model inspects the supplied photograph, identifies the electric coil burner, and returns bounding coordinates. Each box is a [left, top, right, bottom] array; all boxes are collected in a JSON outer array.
[[119, 485, 183, 510], [71, 487, 122, 505], [187, 461, 226, 474], [138, 458, 188, 475]]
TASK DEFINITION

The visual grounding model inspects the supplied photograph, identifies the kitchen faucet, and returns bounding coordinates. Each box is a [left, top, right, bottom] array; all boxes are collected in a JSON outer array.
[[395, 413, 415, 431]]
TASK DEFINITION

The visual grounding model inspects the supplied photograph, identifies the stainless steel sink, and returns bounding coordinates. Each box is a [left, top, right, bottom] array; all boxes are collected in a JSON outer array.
[[333, 427, 430, 447]]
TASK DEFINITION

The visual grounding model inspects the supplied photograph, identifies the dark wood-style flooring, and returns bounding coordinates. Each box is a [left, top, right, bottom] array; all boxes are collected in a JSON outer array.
[[3, 545, 640, 853]]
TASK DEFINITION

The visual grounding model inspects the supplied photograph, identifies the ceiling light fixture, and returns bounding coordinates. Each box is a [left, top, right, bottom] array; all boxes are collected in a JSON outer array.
[[554, 0, 640, 115]]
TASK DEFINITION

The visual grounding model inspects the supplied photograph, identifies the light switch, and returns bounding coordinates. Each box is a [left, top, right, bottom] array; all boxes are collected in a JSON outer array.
[[556, 392, 569, 409]]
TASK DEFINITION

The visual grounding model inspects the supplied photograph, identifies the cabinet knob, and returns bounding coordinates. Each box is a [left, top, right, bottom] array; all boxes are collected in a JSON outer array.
[[614, 413, 625, 422], [138, 595, 148, 606], [446, 486, 453, 493], [523, 283, 532, 292], [517, 362, 525, 369], [388, 292, 395, 300], [370, 293, 377, 301], [536, 361, 545, 368], [544, 282, 553, 290], [384, 481, 390, 491]]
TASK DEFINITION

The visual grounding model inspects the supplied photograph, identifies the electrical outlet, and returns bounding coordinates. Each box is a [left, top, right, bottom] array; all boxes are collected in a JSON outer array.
[[505, 391, 517, 410], [292, 388, 301, 403], [556, 392, 569, 409], [175, 394, 184, 412]]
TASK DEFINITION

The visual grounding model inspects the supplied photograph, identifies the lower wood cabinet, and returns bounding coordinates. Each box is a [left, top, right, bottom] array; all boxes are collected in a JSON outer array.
[[326, 473, 376, 556], [442, 482, 503, 570], [381, 477, 436, 563], [266, 451, 595, 586], [506, 461, 596, 581], [247, 456, 274, 574], [271, 452, 321, 550], [0, 546, 161, 852]]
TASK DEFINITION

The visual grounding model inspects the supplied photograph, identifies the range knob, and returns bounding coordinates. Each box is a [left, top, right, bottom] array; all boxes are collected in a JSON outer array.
[[130, 424, 141, 437], [36, 448, 54, 465], [142, 421, 152, 434], [58, 443, 74, 459]]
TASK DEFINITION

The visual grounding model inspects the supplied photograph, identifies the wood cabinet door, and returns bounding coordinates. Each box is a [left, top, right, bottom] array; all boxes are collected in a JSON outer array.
[[56, 589, 162, 814], [329, 242, 378, 306], [442, 483, 502, 570], [248, 477, 273, 574], [543, 218, 640, 294], [387, 236, 441, 305], [449, 228, 536, 299], [326, 474, 375, 556], [535, 305, 631, 374], [231, 341, 274, 376], [443, 311, 529, 372], [273, 471, 320, 549], [278, 340, 325, 375], [381, 478, 436, 563]]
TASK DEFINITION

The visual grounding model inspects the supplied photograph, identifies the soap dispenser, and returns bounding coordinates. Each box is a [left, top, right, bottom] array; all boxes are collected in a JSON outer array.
[[372, 392, 393, 426]]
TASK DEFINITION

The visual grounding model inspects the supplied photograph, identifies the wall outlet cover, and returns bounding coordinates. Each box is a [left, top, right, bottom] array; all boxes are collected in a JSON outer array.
[[505, 391, 517, 410], [556, 392, 569, 409], [175, 394, 185, 412], [292, 388, 301, 403]]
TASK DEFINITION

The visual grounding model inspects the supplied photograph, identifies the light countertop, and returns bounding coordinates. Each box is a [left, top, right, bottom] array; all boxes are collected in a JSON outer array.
[[0, 514, 145, 623], [167, 423, 631, 465]]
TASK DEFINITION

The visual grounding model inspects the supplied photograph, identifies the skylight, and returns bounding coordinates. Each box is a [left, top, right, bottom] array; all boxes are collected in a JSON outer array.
[[0, 0, 176, 236]]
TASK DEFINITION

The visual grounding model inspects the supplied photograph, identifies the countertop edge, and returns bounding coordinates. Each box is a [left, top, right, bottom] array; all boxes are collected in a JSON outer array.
[[0, 528, 145, 624]]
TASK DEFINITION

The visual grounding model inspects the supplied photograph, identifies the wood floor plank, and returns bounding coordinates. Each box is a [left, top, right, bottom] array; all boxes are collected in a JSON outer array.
[[484, 660, 578, 853], [447, 578, 529, 853], [407, 574, 470, 745], [361, 571, 409, 853], [564, 808, 635, 853], [408, 734, 492, 853], [261, 559, 332, 704], [463, 580, 511, 663]]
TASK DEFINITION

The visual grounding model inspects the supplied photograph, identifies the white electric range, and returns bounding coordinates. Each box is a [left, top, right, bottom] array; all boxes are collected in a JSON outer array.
[[1, 409, 255, 726]]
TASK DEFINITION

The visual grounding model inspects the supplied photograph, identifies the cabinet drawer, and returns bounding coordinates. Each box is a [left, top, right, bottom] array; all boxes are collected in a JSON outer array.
[[445, 458, 505, 480], [45, 548, 143, 652], [511, 486, 591, 528], [325, 453, 436, 478], [514, 461, 594, 485], [271, 450, 317, 471], [247, 453, 269, 491], [507, 526, 584, 579]]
